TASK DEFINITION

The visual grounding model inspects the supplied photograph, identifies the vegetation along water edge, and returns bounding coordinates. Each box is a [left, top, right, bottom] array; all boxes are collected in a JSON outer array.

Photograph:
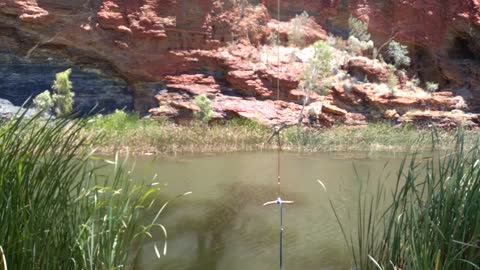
[[82, 109, 480, 156], [0, 111, 189, 269]]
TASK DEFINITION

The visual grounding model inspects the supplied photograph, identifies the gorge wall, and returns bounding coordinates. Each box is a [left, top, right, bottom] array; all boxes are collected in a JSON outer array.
[[0, 0, 479, 124], [0, 53, 133, 113], [263, 0, 480, 99]]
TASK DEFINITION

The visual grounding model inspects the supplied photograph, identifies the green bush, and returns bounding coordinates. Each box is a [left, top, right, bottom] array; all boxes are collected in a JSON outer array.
[[426, 81, 439, 93], [88, 109, 142, 131], [52, 68, 75, 117], [33, 69, 75, 117], [348, 15, 371, 42], [33, 90, 54, 114], [193, 94, 214, 123], [387, 40, 411, 68], [347, 35, 374, 55], [301, 40, 334, 95], [289, 11, 309, 47]]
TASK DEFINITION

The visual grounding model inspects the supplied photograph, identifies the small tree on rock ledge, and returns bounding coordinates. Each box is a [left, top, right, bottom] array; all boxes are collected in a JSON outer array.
[[33, 90, 54, 115], [348, 15, 371, 42], [300, 40, 334, 96], [387, 40, 411, 68], [193, 94, 214, 123], [52, 68, 74, 117], [289, 11, 310, 47], [33, 68, 75, 117]]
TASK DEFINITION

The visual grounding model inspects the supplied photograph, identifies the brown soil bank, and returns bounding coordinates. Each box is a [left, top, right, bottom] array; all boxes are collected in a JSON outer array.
[[1, 0, 480, 128]]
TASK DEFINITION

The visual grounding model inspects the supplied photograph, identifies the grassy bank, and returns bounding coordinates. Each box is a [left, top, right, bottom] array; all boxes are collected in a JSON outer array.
[[329, 133, 480, 269], [0, 112, 174, 269], [83, 111, 269, 154], [84, 110, 479, 155]]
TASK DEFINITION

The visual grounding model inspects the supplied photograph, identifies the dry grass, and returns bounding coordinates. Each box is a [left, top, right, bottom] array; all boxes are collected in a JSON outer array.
[[84, 111, 480, 155], [84, 112, 271, 155]]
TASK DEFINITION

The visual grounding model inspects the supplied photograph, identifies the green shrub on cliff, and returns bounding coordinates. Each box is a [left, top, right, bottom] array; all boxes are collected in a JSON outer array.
[[348, 15, 371, 42], [194, 94, 214, 123], [426, 81, 439, 93], [33, 68, 75, 117], [387, 40, 411, 68], [347, 16, 374, 56], [52, 68, 74, 117], [301, 40, 334, 95], [289, 11, 310, 47], [33, 90, 54, 114], [347, 35, 374, 55]]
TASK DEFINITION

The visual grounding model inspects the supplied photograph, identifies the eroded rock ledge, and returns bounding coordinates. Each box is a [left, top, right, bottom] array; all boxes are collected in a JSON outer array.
[[151, 46, 475, 128]]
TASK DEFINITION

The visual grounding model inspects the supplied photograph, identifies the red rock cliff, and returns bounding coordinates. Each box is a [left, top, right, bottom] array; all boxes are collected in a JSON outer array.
[[262, 0, 480, 92], [1, 0, 479, 125]]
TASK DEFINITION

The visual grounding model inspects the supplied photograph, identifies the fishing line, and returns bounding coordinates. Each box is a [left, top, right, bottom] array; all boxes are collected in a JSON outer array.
[[262, 1, 294, 270]]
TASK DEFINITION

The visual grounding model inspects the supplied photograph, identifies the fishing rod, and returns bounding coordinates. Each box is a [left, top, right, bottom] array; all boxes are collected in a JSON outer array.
[[263, 197, 294, 270], [263, 122, 294, 270], [262, 1, 296, 270]]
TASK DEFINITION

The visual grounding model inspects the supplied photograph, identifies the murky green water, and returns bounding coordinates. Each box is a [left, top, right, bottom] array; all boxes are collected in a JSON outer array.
[[129, 151, 406, 270]]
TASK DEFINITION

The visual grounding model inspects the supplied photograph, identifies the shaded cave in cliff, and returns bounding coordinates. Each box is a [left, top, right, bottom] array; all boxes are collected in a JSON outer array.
[[0, 52, 134, 115], [0, 25, 139, 115], [447, 35, 479, 61], [409, 45, 445, 86]]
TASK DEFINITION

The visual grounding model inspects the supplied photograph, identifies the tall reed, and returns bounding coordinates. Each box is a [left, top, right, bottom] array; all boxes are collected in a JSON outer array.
[[330, 132, 480, 269], [0, 112, 168, 269]]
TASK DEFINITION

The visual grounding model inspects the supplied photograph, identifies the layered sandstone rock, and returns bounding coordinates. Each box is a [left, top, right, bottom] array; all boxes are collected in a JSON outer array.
[[0, 0, 479, 127], [346, 57, 389, 83], [400, 110, 480, 128], [262, 0, 480, 99]]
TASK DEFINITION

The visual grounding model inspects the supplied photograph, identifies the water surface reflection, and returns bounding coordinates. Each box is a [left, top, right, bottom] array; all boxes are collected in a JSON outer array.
[[130, 151, 404, 270]]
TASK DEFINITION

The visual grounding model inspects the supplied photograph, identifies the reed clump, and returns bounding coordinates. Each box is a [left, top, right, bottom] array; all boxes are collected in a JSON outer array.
[[330, 131, 480, 269], [0, 112, 168, 269]]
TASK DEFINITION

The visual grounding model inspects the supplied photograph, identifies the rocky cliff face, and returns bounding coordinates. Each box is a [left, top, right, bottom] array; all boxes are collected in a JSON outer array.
[[263, 0, 480, 98], [0, 53, 133, 113], [0, 0, 479, 126]]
